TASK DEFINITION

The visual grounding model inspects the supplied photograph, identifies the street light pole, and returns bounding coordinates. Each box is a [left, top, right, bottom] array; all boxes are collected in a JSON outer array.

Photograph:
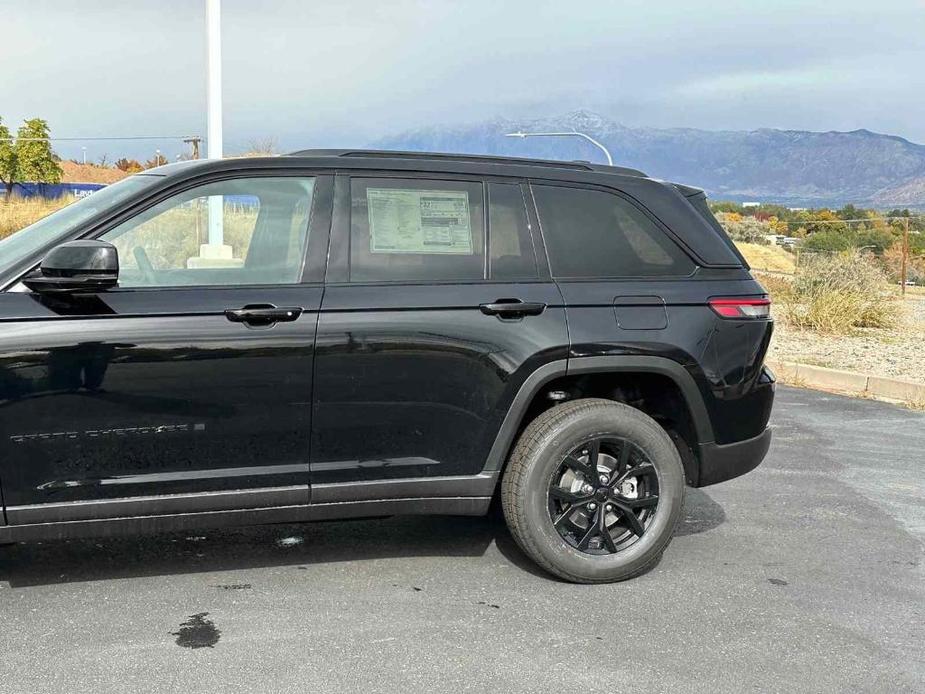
[[504, 131, 614, 166], [206, 0, 224, 246]]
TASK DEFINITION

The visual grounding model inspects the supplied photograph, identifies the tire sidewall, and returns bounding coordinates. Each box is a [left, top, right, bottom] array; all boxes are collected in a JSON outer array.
[[520, 403, 685, 582]]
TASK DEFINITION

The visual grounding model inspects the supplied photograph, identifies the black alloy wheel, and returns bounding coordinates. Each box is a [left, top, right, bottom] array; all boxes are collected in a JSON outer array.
[[547, 437, 659, 555]]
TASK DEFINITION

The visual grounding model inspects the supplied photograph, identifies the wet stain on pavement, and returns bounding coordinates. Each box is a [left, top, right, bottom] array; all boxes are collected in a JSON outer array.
[[172, 612, 221, 649]]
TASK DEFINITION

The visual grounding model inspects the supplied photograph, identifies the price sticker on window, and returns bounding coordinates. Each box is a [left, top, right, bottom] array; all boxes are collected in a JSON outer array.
[[367, 188, 473, 254]]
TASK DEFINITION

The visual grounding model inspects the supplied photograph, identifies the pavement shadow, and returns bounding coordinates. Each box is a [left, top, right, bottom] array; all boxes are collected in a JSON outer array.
[[0, 515, 502, 588], [674, 487, 726, 537], [0, 489, 725, 588]]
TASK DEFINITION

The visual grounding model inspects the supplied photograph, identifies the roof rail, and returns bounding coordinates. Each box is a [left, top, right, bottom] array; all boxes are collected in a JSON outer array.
[[285, 149, 647, 177]]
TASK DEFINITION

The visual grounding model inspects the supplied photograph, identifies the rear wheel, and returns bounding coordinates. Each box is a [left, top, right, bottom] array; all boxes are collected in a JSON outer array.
[[501, 398, 685, 583]]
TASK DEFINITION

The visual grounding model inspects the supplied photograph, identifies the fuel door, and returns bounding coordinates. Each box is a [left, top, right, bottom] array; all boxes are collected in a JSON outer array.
[[613, 295, 668, 330]]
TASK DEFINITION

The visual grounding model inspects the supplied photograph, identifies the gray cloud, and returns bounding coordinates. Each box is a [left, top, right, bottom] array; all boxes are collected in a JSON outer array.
[[2, 0, 922, 161]]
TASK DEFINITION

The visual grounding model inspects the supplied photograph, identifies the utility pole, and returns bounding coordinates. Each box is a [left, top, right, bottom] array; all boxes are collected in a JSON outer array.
[[901, 217, 909, 296], [183, 136, 201, 159]]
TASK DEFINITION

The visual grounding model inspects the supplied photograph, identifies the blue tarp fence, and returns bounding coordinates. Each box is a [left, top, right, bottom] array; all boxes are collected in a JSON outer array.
[[9, 182, 107, 199], [9, 182, 259, 208]]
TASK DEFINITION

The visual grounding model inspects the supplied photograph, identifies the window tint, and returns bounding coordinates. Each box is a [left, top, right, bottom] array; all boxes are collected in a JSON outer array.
[[100, 177, 315, 287], [488, 183, 537, 280], [349, 178, 484, 282], [532, 184, 694, 278]]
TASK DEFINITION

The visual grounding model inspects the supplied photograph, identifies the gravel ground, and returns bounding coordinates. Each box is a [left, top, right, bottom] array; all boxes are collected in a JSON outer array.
[[1, 387, 923, 693], [768, 293, 925, 383]]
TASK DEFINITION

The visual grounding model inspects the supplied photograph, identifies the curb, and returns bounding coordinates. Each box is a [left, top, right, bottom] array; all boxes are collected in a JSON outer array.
[[766, 360, 925, 406]]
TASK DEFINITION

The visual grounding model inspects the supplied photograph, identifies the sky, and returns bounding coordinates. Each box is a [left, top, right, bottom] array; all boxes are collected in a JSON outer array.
[[2, 0, 924, 162]]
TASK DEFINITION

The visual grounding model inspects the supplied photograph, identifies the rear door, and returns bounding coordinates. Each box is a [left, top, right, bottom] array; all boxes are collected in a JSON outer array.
[[0, 173, 332, 522], [310, 173, 568, 489]]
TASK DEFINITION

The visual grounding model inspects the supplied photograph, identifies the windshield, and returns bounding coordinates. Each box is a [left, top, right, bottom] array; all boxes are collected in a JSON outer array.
[[0, 174, 162, 277]]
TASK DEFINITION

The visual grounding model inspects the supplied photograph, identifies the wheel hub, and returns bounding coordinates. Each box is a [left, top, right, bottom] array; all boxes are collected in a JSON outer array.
[[547, 437, 660, 556]]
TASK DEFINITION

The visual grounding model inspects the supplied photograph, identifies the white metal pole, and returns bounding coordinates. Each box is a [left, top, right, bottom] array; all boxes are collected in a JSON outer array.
[[206, 0, 224, 246], [504, 131, 614, 166]]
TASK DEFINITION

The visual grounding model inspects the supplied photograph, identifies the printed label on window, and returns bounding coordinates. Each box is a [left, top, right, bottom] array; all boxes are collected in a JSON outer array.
[[367, 188, 473, 254]]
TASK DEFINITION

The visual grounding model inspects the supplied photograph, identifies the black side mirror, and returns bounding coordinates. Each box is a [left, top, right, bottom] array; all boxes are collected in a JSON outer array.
[[23, 240, 119, 294]]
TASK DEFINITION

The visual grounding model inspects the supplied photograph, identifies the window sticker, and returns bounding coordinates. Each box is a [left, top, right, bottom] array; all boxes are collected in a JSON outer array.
[[367, 188, 473, 254]]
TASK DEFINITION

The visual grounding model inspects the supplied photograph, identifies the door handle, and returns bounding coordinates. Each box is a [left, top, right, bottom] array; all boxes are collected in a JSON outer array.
[[479, 299, 547, 317], [225, 304, 303, 325]]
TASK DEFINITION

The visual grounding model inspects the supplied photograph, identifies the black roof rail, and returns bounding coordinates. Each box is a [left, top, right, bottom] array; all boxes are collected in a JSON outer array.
[[285, 148, 647, 177]]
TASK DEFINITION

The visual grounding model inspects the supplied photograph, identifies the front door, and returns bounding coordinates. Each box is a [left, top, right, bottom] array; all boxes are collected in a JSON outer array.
[[311, 174, 568, 487], [0, 174, 332, 522]]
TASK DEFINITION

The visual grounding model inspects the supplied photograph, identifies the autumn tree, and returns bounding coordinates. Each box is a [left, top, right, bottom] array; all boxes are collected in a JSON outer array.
[[0, 117, 15, 199], [0, 117, 62, 199], [145, 153, 168, 169], [115, 157, 144, 173]]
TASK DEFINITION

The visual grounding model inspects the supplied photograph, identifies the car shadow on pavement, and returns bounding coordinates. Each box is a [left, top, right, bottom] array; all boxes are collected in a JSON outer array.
[[0, 489, 725, 588]]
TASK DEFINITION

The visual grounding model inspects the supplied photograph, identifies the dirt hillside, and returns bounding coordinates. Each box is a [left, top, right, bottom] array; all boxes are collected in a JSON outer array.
[[59, 161, 129, 184]]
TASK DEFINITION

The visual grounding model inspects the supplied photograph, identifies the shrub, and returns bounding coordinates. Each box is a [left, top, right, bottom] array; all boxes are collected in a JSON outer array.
[[753, 271, 792, 302], [782, 251, 899, 333], [716, 212, 771, 244]]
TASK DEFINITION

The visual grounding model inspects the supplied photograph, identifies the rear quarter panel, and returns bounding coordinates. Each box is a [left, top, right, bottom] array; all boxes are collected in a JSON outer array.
[[560, 272, 774, 444]]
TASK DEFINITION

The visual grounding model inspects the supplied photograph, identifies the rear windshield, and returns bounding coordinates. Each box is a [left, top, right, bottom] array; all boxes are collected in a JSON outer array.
[[0, 174, 161, 278], [685, 192, 748, 268]]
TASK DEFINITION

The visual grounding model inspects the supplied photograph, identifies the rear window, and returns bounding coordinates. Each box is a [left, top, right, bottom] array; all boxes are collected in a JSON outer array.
[[686, 192, 749, 268], [532, 184, 694, 278]]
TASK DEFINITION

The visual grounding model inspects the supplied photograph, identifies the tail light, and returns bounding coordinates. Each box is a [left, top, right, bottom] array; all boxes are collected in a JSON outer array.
[[709, 296, 771, 319]]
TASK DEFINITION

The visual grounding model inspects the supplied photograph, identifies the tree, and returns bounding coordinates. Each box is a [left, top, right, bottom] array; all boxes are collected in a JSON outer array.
[[115, 157, 144, 173], [0, 117, 15, 199], [145, 153, 168, 169], [0, 117, 62, 199], [14, 119, 61, 189], [800, 230, 853, 253], [243, 136, 278, 156]]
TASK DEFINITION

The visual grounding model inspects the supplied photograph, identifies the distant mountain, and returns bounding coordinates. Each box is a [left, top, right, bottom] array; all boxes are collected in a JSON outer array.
[[373, 110, 925, 208]]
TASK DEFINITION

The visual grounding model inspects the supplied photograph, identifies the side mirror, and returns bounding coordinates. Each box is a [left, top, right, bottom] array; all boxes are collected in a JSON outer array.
[[23, 240, 119, 294]]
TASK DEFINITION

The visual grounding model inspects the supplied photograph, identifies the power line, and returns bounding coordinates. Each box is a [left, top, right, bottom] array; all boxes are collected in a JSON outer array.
[[777, 216, 925, 224], [0, 135, 201, 142], [718, 213, 925, 223]]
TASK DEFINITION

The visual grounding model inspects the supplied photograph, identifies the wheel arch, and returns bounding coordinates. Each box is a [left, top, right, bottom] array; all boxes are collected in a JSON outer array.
[[483, 356, 715, 484]]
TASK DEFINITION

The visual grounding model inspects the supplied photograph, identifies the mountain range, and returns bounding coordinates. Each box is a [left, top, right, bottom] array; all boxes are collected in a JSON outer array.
[[373, 111, 925, 208]]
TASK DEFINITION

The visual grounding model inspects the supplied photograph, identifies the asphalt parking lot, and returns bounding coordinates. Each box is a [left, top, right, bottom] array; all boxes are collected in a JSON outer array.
[[0, 386, 922, 693]]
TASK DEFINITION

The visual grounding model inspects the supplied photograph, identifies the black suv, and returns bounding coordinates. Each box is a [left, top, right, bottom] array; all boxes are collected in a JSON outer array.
[[0, 150, 773, 582]]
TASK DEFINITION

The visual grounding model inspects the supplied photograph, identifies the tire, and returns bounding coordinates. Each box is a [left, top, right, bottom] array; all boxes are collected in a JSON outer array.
[[501, 398, 685, 583]]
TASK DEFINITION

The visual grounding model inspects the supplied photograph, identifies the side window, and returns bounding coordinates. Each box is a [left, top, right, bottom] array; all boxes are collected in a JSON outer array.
[[349, 177, 485, 282], [532, 184, 695, 278], [100, 177, 315, 287], [488, 183, 537, 280]]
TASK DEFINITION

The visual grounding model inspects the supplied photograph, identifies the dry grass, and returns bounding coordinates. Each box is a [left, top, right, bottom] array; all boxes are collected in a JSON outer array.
[[738, 242, 796, 273], [753, 271, 792, 299], [779, 251, 900, 334], [0, 195, 76, 241]]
